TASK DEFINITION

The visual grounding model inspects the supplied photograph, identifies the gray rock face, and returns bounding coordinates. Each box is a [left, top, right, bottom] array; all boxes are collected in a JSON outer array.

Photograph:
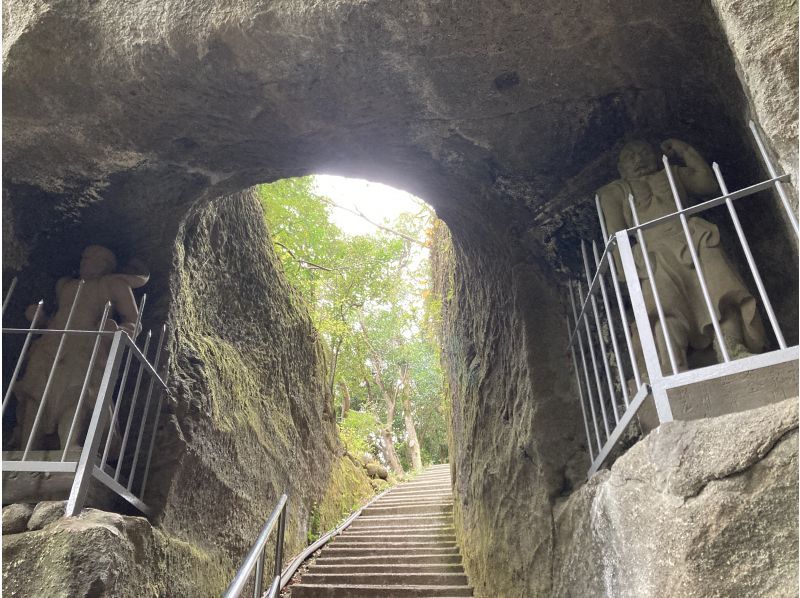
[[553, 399, 798, 597], [153, 190, 338, 567], [3, 509, 230, 597]]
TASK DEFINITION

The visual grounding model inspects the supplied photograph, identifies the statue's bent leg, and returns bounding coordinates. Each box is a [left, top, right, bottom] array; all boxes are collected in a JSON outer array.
[[654, 316, 689, 373], [717, 306, 754, 361]]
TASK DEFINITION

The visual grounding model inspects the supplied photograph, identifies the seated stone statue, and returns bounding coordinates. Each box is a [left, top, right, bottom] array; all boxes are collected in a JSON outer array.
[[597, 139, 766, 373], [14, 245, 148, 452]]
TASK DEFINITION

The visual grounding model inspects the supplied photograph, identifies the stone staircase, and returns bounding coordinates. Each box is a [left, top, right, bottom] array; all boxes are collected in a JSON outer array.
[[289, 463, 472, 597]]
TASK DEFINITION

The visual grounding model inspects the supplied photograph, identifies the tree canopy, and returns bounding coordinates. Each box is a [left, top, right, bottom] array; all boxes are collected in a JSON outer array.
[[258, 177, 448, 473]]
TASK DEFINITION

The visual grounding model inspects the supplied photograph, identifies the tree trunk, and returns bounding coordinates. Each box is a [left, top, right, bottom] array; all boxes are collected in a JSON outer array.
[[402, 395, 423, 472], [381, 390, 404, 475], [338, 380, 352, 419]]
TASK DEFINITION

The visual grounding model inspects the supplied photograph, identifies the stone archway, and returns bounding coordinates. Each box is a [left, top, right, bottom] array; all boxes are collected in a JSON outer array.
[[3, 0, 796, 595]]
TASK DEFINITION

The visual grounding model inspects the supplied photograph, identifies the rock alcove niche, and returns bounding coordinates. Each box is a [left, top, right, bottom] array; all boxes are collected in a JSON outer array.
[[2, 0, 797, 596]]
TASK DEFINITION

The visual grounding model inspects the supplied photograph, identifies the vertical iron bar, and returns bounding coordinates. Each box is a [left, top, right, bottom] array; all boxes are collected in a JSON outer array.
[[114, 330, 152, 481], [100, 294, 148, 468], [577, 282, 612, 438], [581, 241, 620, 423], [2, 277, 18, 317], [138, 394, 164, 499], [596, 195, 643, 388], [139, 336, 170, 499], [274, 507, 287, 578], [65, 331, 125, 516], [254, 547, 265, 598], [662, 156, 729, 362], [569, 286, 604, 451], [616, 232, 673, 423], [749, 120, 799, 235], [128, 325, 167, 491], [567, 318, 595, 461], [713, 162, 787, 349], [2, 300, 44, 415], [22, 281, 85, 459], [61, 302, 112, 460], [592, 241, 630, 408], [627, 194, 680, 374]]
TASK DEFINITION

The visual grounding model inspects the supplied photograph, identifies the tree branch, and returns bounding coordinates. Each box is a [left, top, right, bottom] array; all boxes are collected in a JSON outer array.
[[319, 197, 424, 246], [274, 240, 335, 272]]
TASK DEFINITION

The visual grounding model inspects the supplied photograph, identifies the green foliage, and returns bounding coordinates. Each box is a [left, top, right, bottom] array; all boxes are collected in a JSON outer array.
[[339, 410, 381, 457], [258, 176, 449, 471]]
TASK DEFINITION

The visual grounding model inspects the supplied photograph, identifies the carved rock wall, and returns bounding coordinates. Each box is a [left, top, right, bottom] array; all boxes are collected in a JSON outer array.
[[2, 0, 797, 596]]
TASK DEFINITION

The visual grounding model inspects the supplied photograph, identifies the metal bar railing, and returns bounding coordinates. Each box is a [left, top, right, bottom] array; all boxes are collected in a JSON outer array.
[[60, 302, 112, 460], [223, 493, 289, 598], [22, 281, 85, 459], [2, 277, 18, 316], [712, 162, 787, 349], [577, 281, 612, 438], [596, 196, 643, 389], [592, 240, 630, 407], [566, 121, 797, 477], [662, 157, 730, 362], [568, 286, 604, 452], [626, 194, 679, 375], [2, 301, 44, 415], [581, 241, 621, 423], [567, 319, 596, 461], [3, 287, 168, 517], [749, 120, 799, 234]]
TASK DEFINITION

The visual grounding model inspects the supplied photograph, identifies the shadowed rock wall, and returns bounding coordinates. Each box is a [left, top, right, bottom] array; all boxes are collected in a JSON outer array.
[[553, 399, 798, 596], [2, 0, 797, 595]]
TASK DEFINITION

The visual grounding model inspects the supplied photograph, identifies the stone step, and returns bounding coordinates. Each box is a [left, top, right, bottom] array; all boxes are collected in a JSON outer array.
[[362, 504, 453, 517], [289, 583, 473, 597], [320, 546, 459, 558], [383, 490, 452, 498], [351, 513, 451, 524], [371, 497, 453, 506], [298, 572, 469, 586], [336, 534, 456, 544], [376, 492, 452, 500], [388, 481, 451, 488], [308, 563, 465, 575], [331, 540, 458, 550], [315, 554, 464, 566], [340, 525, 455, 536]]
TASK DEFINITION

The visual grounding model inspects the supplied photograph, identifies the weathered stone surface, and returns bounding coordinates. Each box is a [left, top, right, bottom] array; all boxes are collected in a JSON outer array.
[[27, 501, 65, 531], [2, 503, 33, 534], [710, 0, 799, 196], [365, 462, 389, 480], [3, 509, 229, 597], [552, 399, 799, 597], [151, 190, 338, 567]]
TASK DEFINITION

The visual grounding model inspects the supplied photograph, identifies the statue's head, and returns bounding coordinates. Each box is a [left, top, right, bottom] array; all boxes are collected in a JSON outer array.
[[618, 141, 659, 180], [80, 245, 117, 279]]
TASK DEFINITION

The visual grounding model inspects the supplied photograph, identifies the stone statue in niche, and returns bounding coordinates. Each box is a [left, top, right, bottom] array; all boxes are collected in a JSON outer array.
[[14, 245, 149, 452], [597, 139, 766, 373]]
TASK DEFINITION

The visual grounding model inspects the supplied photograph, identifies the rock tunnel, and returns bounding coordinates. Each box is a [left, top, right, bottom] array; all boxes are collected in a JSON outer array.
[[2, 0, 798, 595]]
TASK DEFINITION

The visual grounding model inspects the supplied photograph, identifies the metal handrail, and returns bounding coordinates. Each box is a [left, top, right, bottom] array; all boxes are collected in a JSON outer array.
[[223, 493, 288, 598]]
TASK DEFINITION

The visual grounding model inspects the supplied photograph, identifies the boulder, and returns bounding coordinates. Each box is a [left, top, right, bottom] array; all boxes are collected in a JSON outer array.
[[2, 504, 33, 535], [365, 463, 389, 480]]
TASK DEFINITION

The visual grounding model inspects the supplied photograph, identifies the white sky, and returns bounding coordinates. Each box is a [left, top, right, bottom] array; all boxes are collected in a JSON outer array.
[[313, 175, 424, 235]]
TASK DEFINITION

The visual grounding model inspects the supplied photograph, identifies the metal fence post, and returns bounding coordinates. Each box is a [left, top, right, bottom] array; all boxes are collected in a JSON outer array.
[[66, 330, 125, 516], [615, 232, 673, 423]]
